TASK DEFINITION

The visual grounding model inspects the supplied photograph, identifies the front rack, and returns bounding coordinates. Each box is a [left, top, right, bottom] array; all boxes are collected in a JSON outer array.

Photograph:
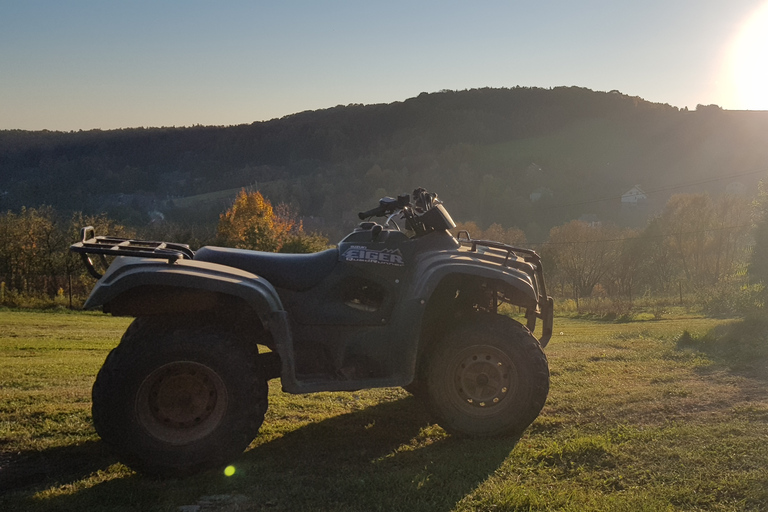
[[70, 226, 195, 279], [456, 230, 553, 347], [455, 230, 541, 265]]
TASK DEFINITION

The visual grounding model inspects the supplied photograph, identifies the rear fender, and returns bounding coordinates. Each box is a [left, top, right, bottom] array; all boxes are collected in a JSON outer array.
[[85, 257, 284, 325], [84, 257, 299, 387]]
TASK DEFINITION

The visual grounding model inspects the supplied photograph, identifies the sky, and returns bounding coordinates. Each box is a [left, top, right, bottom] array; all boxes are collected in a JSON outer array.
[[1, 0, 767, 131]]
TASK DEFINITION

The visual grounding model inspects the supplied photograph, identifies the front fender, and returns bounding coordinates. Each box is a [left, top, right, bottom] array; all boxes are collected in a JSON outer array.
[[84, 256, 284, 328], [408, 252, 538, 307]]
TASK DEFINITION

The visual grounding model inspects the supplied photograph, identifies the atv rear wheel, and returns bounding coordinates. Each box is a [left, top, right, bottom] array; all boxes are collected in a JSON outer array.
[[424, 314, 549, 437], [92, 316, 268, 477]]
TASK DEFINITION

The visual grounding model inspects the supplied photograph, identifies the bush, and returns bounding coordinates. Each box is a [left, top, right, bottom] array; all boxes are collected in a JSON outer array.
[[0, 287, 83, 310], [698, 282, 761, 318]]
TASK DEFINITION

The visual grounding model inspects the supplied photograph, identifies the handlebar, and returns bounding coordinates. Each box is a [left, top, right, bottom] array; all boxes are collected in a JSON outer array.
[[358, 205, 388, 220], [358, 195, 410, 220], [356, 189, 447, 235]]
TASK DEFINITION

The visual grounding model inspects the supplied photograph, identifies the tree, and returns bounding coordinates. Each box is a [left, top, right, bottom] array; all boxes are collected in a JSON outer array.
[[0, 207, 133, 302], [65, 212, 133, 298], [218, 190, 291, 252], [546, 220, 620, 299], [659, 194, 714, 285], [0, 206, 58, 294], [710, 193, 751, 282], [217, 189, 328, 253], [653, 193, 750, 288], [606, 228, 642, 299], [452, 221, 482, 240], [749, 183, 768, 306], [635, 216, 679, 294], [483, 223, 527, 246], [452, 222, 526, 245]]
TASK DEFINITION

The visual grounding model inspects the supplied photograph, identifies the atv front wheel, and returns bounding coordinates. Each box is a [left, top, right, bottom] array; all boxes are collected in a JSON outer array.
[[424, 314, 549, 437], [92, 316, 268, 477]]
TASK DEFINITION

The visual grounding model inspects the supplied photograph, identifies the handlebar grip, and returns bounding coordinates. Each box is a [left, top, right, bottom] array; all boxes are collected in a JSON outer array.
[[358, 206, 385, 220]]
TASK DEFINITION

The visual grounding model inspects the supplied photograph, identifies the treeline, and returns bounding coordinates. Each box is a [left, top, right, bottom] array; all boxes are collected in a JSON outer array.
[[459, 190, 753, 286], [0, 190, 328, 308], [3, 87, 768, 240], [2, 189, 764, 317], [0, 208, 132, 307], [541, 192, 755, 315], [455, 190, 761, 316]]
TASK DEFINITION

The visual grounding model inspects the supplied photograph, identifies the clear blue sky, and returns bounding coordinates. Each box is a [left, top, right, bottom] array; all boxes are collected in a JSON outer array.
[[2, 0, 767, 131]]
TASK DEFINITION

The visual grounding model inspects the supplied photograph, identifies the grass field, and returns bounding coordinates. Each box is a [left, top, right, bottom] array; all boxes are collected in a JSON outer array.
[[1, 309, 767, 511], [168, 188, 242, 210]]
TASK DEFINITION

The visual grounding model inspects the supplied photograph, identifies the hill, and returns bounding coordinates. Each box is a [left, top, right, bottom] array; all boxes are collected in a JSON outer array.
[[2, 86, 768, 240]]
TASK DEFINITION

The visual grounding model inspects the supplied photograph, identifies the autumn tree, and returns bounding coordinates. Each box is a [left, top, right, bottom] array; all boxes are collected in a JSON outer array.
[[217, 189, 328, 253], [546, 220, 621, 299], [0, 207, 132, 302], [65, 212, 133, 296], [0, 206, 62, 294], [452, 221, 482, 240], [483, 223, 527, 246]]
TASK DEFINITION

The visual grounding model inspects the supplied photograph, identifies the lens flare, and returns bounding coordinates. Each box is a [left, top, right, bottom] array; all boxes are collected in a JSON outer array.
[[730, 2, 768, 110], [224, 465, 236, 476]]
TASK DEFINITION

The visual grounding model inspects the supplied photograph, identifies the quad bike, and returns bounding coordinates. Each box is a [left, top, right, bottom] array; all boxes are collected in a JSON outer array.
[[71, 188, 553, 477]]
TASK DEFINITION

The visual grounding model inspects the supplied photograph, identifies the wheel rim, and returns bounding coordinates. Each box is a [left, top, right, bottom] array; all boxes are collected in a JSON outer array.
[[136, 361, 228, 445], [448, 345, 518, 416]]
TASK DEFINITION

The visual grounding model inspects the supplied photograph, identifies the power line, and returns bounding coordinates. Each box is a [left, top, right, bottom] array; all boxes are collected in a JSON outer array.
[[526, 223, 753, 246]]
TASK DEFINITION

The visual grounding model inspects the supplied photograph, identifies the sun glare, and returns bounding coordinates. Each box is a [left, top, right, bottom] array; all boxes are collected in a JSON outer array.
[[730, 2, 768, 110]]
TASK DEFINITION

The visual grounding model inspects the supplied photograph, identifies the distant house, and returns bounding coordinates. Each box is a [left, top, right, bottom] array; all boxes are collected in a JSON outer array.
[[148, 211, 166, 223], [525, 163, 543, 180], [621, 185, 647, 206], [726, 181, 747, 195], [529, 187, 553, 202]]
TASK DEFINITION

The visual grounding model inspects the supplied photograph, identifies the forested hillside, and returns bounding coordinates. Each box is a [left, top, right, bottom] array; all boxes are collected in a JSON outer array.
[[2, 86, 768, 241]]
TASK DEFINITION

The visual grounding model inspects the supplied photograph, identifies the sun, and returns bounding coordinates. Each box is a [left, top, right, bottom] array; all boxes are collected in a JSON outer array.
[[730, 2, 768, 110]]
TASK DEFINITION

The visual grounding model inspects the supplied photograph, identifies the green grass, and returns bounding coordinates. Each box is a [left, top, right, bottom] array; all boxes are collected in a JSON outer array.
[[168, 187, 242, 209], [1, 310, 767, 511]]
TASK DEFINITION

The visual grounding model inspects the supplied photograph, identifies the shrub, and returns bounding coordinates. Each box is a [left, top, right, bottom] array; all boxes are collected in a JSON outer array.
[[698, 282, 761, 318]]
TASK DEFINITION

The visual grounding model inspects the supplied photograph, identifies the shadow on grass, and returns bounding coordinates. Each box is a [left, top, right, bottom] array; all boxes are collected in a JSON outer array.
[[678, 317, 768, 382], [2, 396, 520, 512], [0, 440, 116, 494]]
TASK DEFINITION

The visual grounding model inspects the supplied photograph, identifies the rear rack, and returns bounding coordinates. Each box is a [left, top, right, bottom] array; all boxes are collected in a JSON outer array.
[[70, 226, 195, 279]]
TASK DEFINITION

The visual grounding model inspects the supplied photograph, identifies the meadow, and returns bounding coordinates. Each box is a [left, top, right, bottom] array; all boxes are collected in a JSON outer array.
[[0, 309, 766, 511]]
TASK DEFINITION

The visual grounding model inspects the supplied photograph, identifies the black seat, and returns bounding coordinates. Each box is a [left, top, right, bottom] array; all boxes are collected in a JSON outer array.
[[194, 246, 339, 291]]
